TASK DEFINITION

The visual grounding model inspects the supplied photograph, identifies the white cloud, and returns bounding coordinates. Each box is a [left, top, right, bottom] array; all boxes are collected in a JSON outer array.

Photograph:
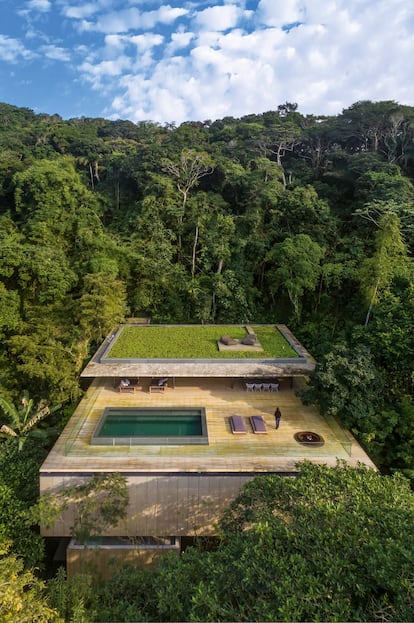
[[129, 33, 164, 52], [104, 34, 126, 52], [81, 56, 132, 80], [99, 0, 414, 124], [156, 6, 189, 26], [0, 34, 35, 62], [257, 0, 304, 27], [26, 0, 51, 13], [76, 5, 188, 34], [94, 9, 141, 35], [102, 32, 164, 55], [63, 3, 99, 20], [4, 0, 414, 124], [193, 5, 247, 31], [40, 44, 71, 61], [166, 30, 194, 54]]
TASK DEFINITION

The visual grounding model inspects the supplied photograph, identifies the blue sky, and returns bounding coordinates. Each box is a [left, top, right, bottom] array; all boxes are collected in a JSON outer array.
[[0, 0, 413, 124]]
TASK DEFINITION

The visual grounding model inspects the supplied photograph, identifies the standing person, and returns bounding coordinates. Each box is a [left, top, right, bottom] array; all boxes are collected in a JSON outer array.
[[274, 407, 282, 429]]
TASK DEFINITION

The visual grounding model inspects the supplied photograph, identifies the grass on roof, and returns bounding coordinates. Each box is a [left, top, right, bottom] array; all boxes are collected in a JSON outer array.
[[106, 325, 298, 359]]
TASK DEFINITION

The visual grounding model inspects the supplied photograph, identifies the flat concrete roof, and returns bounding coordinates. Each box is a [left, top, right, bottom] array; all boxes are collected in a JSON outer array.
[[81, 324, 316, 379]]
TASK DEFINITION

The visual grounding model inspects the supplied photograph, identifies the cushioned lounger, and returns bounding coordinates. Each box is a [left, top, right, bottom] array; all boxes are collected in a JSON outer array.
[[230, 415, 247, 434], [250, 415, 268, 434], [149, 378, 168, 393]]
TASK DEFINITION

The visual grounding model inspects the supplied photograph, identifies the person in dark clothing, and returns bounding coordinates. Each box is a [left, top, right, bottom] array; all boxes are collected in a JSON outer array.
[[274, 407, 282, 429]]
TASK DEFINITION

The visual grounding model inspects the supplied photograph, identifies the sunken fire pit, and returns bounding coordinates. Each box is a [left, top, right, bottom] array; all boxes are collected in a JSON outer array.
[[294, 431, 325, 446]]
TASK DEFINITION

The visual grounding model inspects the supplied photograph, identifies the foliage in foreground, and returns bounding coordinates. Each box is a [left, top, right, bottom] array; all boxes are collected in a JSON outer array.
[[0, 438, 48, 566], [0, 538, 62, 623], [52, 462, 414, 622], [0, 391, 60, 451], [38, 473, 129, 545]]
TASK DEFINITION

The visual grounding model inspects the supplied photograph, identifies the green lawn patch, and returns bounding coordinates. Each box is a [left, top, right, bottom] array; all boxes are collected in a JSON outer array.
[[106, 325, 298, 359]]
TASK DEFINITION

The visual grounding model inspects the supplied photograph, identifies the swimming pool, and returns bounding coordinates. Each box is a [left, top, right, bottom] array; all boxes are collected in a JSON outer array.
[[91, 407, 208, 445]]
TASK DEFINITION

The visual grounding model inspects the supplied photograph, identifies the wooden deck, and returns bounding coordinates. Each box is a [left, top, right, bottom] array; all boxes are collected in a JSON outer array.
[[40, 377, 376, 475]]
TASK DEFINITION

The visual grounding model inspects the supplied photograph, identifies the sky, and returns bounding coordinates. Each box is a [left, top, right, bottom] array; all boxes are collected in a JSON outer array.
[[0, 0, 413, 125]]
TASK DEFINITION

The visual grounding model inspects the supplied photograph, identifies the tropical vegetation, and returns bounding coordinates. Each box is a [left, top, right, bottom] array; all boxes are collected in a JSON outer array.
[[0, 98, 413, 621], [45, 462, 414, 622]]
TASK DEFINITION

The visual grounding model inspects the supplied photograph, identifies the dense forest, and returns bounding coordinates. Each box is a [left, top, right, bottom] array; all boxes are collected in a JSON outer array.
[[0, 100, 413, 621]]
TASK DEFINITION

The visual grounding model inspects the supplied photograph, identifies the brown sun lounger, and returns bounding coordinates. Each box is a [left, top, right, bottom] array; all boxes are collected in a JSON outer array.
[[229, 415, 247, 434], [250, 415, 268, 434]]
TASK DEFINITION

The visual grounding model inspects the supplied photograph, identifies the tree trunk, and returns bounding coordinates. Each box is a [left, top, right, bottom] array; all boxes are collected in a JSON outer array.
[[191, 224, 199, 279], [364, 279, 379, 327], [89, 163, 94, 190]]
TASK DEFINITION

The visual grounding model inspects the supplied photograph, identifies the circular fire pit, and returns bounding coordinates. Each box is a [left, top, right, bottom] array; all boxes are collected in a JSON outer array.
[[294, 431, 324, 446]]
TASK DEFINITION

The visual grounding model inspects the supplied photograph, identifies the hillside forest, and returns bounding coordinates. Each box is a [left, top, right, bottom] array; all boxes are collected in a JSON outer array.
[[0, 99, 413, 620]]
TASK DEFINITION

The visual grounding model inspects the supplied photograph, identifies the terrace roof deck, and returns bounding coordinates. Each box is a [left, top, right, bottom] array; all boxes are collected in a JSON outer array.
[[81, 324, 316, 379], [40, 376, 376, 476]]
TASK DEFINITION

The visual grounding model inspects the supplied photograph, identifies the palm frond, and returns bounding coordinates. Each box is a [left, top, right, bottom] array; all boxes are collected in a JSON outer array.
[[0, 396, 19, 427], [0, 424, 18, 437], [22, 406, 50, 433]]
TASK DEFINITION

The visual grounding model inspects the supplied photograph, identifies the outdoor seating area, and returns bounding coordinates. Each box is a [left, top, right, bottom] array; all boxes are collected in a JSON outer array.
[[245, 381, 279, 392]]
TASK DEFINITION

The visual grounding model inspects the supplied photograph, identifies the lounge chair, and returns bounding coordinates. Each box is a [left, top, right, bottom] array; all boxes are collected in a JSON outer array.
[[118, 378, 138, 392], [250, 415, 268, 434], [149, 378, 168, 393], [229, 415, 247, 434]]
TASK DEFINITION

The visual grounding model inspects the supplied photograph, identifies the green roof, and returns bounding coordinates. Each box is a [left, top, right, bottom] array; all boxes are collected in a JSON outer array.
[[106, 325, 298, 360]]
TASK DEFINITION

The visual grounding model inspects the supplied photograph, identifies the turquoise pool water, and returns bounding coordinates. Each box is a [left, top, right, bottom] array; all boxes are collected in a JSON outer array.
[[91, 407, 207, 445]]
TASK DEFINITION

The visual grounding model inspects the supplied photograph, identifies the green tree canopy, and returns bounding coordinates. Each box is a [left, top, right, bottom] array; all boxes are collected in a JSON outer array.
[[297, 342, 384, 437], [266, 234, 324, 319], [91, 462, 414, 623], [358, 211, 410, 325]]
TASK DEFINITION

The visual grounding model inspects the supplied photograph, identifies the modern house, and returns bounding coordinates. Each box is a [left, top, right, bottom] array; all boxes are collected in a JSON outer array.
[[39, 323, 376, 577]]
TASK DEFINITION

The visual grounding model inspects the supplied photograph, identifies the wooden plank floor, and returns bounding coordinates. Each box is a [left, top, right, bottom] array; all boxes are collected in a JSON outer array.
[[40, 377, 376, 474]]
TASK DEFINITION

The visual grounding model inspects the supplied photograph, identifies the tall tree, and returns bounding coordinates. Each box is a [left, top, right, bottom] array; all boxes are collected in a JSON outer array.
[[79, 273, 127, 344], [266, 234, 324, 320], [358, 210, 410, 325], [161, 149, 214, 256]]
